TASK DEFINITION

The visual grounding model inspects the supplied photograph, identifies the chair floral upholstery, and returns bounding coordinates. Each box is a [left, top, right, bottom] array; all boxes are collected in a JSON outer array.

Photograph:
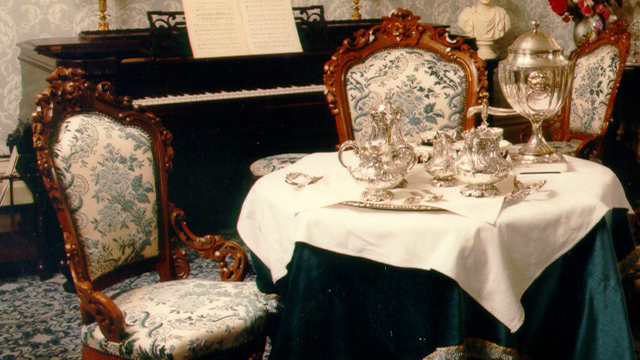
[[546, 20, 630, 160], [31, 67, 278, 360], [344, 48, 470, 144], [324, 8, 488, 147], [568, 44, 620, 135], [52, 112, 161, 281]]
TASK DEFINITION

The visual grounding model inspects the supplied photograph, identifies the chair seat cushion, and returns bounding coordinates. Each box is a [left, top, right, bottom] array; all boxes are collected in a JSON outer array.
[[250, 153, 308, 177], [81, 280, 279, 360], [513, 141, 579, 157], [546, 140, 580, 156]]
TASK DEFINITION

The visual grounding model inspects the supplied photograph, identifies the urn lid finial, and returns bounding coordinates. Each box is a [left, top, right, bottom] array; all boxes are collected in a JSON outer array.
[[509, 20, 563, 54]]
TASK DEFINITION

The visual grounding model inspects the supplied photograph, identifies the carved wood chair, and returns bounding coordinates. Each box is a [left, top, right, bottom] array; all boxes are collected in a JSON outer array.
[[522, 20, 630, 161], [323, 8, 489, 148], [31, 67, 278, 360]]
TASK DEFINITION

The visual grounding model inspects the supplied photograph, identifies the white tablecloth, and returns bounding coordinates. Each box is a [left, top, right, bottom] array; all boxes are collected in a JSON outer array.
[[237, 152, 632, 332]]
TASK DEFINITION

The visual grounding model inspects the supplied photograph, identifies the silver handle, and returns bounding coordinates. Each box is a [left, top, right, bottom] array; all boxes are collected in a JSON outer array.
[[467, 102, 519, 126]]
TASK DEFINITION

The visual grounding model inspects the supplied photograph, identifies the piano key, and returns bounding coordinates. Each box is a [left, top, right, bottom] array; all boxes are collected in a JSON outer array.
[[132, 84, 326, 107]]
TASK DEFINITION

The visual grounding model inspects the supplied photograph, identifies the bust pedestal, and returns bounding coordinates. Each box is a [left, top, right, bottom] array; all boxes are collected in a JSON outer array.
[[476, 39, 497, 60]]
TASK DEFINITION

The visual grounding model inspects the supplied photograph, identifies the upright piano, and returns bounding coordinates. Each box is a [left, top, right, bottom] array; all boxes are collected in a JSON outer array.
[[16, 11, 447, 233]]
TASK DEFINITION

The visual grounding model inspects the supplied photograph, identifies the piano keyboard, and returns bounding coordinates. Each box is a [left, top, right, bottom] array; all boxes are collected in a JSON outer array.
[[133, 84, 326, 107]]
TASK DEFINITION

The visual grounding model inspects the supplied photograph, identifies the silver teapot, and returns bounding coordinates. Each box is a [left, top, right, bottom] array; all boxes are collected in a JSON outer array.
[[453, 125, 513, 197]]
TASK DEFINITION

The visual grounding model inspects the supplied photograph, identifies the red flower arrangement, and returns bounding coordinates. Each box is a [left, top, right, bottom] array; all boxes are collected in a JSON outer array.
[[548, 0, 621, 24]]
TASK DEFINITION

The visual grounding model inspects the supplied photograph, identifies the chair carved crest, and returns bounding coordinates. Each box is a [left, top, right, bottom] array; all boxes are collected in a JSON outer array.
[[324, 8, 489, 145], [552, 20, 630, 159], [31, 67, 255, 350]]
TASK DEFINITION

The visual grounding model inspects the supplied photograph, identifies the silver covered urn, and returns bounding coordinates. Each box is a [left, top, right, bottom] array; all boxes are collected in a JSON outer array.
[[498, 21, 574, 164]]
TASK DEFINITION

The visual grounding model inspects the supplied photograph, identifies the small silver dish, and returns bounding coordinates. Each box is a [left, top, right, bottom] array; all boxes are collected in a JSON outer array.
[[285, 172, 323, 190]]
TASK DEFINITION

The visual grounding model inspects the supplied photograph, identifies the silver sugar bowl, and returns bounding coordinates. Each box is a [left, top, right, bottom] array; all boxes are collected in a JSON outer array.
[[453, 125, 513, 197]]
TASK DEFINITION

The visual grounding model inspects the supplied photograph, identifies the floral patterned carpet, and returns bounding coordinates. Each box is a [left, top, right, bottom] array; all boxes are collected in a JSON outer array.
[[0, 271, 81, 359]]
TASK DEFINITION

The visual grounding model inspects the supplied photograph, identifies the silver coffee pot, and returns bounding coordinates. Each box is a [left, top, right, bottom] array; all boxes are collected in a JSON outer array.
[[338, 99, 417, 202]]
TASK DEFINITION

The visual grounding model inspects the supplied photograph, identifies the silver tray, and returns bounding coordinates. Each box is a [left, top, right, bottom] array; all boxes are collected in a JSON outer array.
[[340, 200, 442, 211], [339, 178, 546, 211]]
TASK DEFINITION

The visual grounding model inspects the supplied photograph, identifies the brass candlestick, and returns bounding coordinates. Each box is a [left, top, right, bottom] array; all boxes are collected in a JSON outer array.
[[98, 0, 109, 31], [352, 0, 362, 20], [630, 20, 640, 65]]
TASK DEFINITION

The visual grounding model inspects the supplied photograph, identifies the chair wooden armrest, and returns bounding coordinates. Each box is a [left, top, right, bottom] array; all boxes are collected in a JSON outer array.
[[574, 136, 604, 160], [170, 204, 249, 281], [74, 280, 126, 342]]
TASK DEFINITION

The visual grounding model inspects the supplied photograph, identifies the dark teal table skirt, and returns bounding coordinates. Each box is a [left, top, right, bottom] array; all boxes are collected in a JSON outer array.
[[251, 208, 637, 360]]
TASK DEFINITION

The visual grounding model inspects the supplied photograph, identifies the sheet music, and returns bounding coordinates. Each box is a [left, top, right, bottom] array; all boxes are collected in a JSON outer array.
[[240, 0, 302, 55], [182, 0, 302, 58]]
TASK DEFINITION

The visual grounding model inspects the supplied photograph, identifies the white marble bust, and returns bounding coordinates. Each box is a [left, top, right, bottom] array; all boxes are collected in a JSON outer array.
[[458, 0, 510, 59]]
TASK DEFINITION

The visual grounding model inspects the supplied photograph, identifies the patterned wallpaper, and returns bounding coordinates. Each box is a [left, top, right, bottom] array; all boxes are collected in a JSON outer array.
[[0, 0, 637, 156]]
